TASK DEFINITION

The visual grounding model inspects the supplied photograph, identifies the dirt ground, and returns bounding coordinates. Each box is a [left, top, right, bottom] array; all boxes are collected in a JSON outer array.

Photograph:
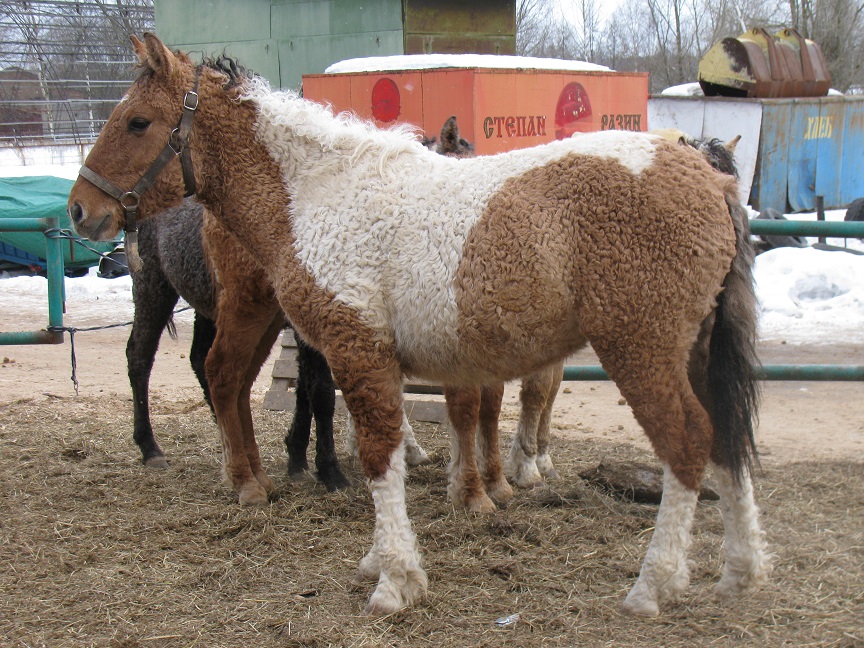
[[1, 306, 863, 646]]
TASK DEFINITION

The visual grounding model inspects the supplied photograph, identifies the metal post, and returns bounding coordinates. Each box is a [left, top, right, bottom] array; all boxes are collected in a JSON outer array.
[[0, 216, 65, 345], [815, 195, 826, 244]]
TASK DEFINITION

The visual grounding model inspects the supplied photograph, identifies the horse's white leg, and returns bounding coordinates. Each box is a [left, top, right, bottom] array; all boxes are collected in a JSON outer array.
[[711, 461, 772, 597], [346, 410, 430, 467], [534, 362, 563, 480], [622, 464, 696, 617], [505, 375, 545, 488], [401, 411, 431, 467], [357, 442, 428, 614], [344, 413, 358, 457]]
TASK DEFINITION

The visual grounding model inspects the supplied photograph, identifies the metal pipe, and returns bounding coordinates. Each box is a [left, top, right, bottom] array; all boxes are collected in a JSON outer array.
[[749, 219, 864, 237], [0, 217, 54, 231], [563, 364, 864, 381], [0, 217, 66, 346]]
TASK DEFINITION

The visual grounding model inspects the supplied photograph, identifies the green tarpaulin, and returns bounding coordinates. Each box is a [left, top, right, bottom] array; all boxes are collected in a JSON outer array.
[[0, 175, 118, 271]]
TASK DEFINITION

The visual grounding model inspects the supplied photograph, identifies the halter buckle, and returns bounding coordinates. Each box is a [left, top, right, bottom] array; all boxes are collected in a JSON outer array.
[[183, 90, 199, 111], [168, 127, 184, 154]]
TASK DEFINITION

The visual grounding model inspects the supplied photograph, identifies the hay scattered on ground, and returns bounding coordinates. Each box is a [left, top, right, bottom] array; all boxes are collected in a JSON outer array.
[[1, 394, 862, 647]]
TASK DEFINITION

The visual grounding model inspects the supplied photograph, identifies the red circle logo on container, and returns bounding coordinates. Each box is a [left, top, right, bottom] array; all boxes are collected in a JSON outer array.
[[372, 78, 400, 122], [555, 82, 593, 138]]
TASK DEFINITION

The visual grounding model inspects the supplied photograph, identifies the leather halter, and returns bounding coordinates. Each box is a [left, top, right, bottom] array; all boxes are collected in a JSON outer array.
[[77, 66, 202, 271]]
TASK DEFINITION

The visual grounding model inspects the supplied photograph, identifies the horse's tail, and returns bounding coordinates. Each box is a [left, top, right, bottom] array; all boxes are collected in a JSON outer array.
[[708, 195, 761, 482], [166, 316, 178, 340]]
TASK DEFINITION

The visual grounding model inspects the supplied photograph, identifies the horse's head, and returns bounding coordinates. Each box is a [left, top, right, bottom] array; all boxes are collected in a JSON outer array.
[[68, 34, 206, 247]]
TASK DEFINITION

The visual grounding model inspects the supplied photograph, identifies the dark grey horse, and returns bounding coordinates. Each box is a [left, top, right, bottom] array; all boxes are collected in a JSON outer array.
[[128, 199, 349, 499]]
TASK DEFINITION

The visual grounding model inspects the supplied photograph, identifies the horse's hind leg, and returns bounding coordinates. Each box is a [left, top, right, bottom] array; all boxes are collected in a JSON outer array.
[[475, 383, 512, 504], [235, 314, 286, 494], [593, 340, 710, 616], [292, 333, 350, 490], [444, 385, 497, 513], [506, 363, 562, 487], [189, 312, 216, 412], [688, 321, 771, 598], [535, 361, 564, 479], [127, 268, 180, 468], [285, 330, 313, 479]]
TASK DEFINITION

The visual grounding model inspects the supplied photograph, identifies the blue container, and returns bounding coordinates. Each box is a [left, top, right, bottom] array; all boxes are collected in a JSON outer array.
[[751, 96, 864, 213]]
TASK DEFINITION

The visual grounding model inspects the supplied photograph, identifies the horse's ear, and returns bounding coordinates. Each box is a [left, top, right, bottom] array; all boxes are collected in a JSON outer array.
[[440, 115, 459, 148], [725, 134, 742, 153], [131, 35, 148, 64], [141, 32, 177, 79]]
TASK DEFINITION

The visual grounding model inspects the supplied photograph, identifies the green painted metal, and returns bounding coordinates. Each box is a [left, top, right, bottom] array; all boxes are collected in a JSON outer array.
[[0, 216, 65, 345], [749, 218, 864, 237], [563, 364, 864, 381], [560, 218, 864, 382], [156, 0, 517, 89], [157, 0, 405, 90]]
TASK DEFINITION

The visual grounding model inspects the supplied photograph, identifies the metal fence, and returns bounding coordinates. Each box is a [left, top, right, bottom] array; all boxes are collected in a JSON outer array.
[[0, 0, 155, 147]]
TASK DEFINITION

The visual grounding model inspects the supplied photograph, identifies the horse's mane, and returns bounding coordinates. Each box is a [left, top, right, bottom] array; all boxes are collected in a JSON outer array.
[[239, 75, 426, 173], [202, 54, 252, 90]]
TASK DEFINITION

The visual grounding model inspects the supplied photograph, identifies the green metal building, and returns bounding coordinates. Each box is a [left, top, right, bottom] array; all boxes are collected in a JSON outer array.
[[155, 0, 515, 90]]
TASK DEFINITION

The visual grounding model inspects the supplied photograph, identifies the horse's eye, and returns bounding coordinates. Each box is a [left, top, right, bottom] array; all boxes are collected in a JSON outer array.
[[128, 117, 151, 133]]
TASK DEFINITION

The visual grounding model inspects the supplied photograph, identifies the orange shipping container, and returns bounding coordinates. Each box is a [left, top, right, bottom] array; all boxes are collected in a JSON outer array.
[[303, 66, 649, 155]]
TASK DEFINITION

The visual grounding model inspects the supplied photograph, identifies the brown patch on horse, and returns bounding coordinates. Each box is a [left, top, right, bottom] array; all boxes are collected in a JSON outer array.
[[455, 142, 737, 490]]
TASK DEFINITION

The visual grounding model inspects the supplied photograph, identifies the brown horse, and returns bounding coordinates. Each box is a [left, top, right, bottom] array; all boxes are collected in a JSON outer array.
[[68, 35, 769, 617]]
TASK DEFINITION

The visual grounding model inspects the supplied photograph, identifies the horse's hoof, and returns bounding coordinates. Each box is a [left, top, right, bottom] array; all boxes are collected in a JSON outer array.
[[364, 568, 427, 615], [466, 493, 498, 514], [486, 478, 514, 504], [541, 468, 560, 480], [357, 552, 381, 581], [238, 482, 269, 506], [622, 582, 660, 617], [143, 455, 169, 469], [321, 469, 352, 492], [255, 471, 275, 493], [405, 446, 432, 467], [621, 595, 660, 617]]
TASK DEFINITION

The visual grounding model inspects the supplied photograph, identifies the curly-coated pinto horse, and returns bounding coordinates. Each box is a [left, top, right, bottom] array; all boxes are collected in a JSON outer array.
[[127, 199, 354, 502], [68, 34, 770, 616]]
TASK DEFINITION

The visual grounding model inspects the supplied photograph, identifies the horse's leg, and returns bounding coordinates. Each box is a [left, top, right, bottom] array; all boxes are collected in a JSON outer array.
[[293, 333, 350, 490], [127, 267, 180, 468], [235, 314, 285, 494], [189, 313, 217, 412], [534, 361, 564, 480], [344, 408, 430, 467], [688, 320, 771, 599], [330, 347, 426, 614], [285, 329, 313, 479], [401, 411, 431, 467], [593, 339, 711, 617], [506, 372, 547, 488], [710, 462, 771, 597], [475, 383, 512, 504], [443, 385, 496, 513], [206, 304, 279, 505]]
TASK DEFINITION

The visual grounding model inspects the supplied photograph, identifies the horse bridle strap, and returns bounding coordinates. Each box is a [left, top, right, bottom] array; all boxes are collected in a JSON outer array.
[[77, 66, 202, 270]]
